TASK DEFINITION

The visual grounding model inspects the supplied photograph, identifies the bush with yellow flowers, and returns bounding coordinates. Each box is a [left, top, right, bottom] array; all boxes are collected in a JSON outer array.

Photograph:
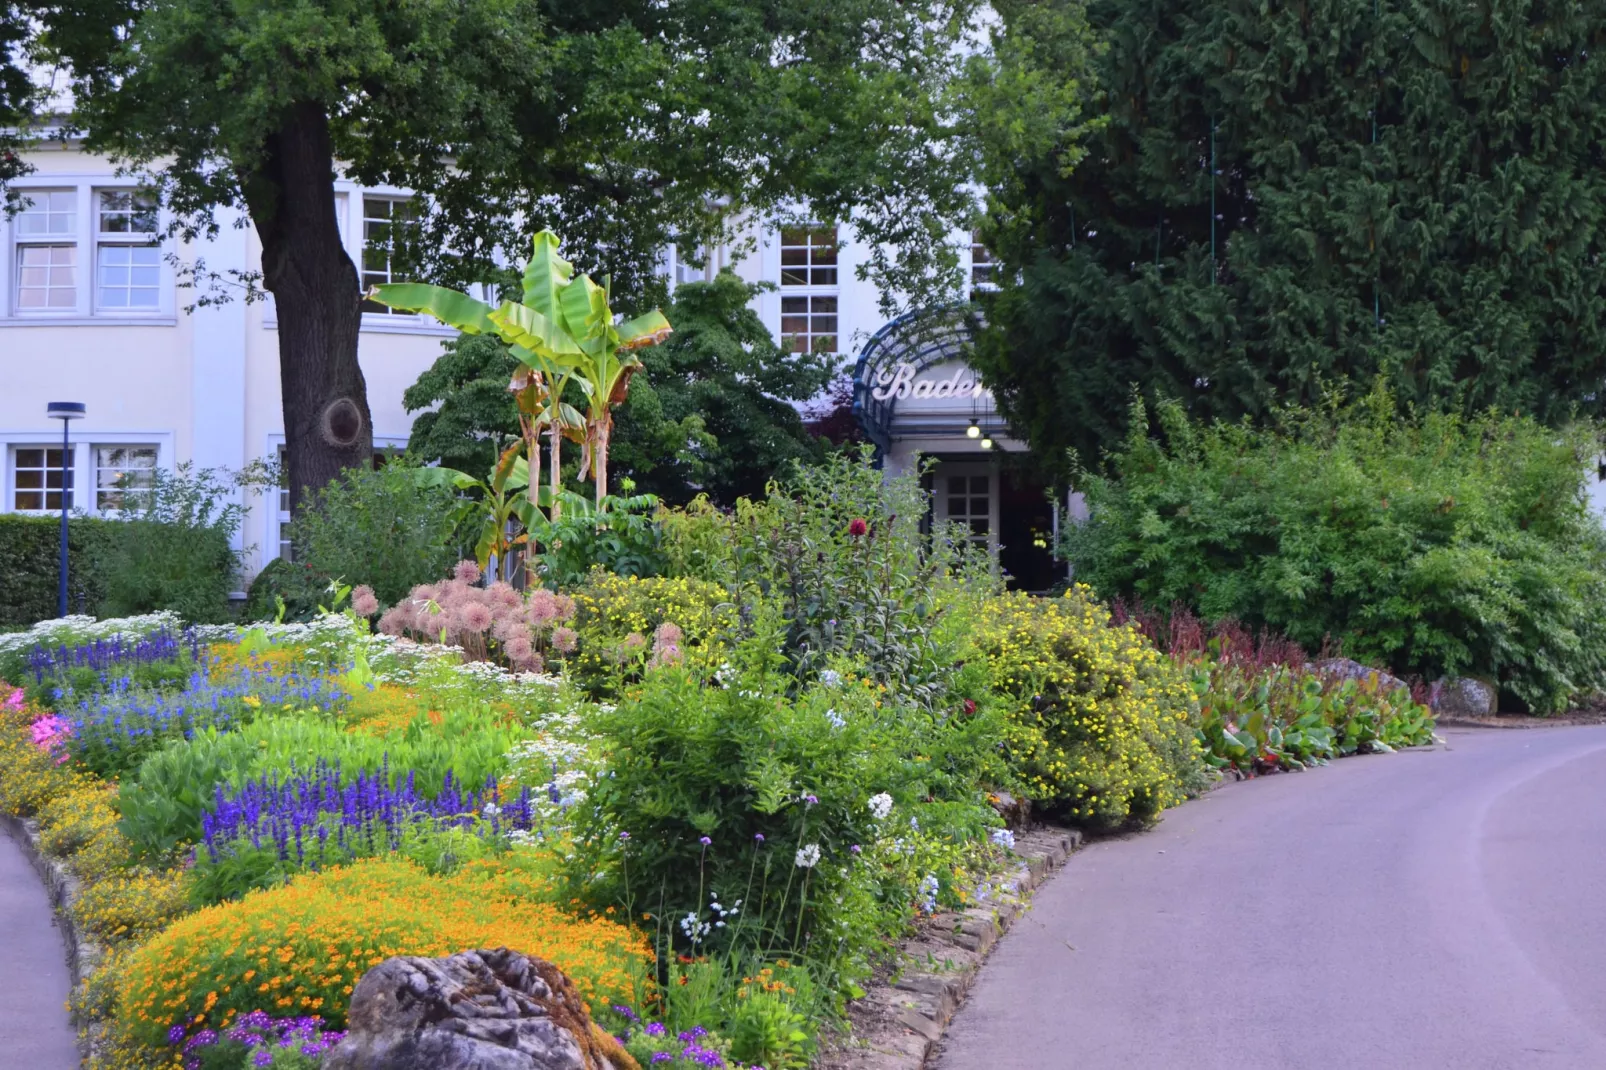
[[969, 587, 1208, 829], [568, 571, 735, 696], [116, 855, 651, 1051]]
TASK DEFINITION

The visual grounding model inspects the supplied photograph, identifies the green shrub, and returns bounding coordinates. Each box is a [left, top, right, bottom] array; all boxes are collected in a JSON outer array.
[[99, 463, 243, 623], [0, 515, 112, 627], [568, 570, 736, 696], [533, 488, 667, 588], [242, 557, 331, 623], [660, 448, 994, 704], [572, 613, 1002, 973], [968, 588, 1207, 829], [289, 459, 466, 607], [1067, 390, 1606, 712]]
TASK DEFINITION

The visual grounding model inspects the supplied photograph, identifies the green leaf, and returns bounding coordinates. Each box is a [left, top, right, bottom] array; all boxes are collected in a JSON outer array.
[[366, 283, 496, 334], [521, 230, 573, 324], [490, 301, 583, 360]]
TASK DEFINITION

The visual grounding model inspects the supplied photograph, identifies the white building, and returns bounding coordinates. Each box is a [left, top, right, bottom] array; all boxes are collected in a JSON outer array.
[[2, 144, 1054, 588]]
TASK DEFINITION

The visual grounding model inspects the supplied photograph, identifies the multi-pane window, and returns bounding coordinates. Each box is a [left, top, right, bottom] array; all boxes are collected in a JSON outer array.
[[780, 226, 838, 286], [946, 475, 992, 546], [970, 231, 997, 288], [15, 190, 77, 312], [276, 445, 293, 561], [780, 295, 838, 356], [361, 197, 416, 313], [674, 244, 714, 287], [95, 446, 159, 511], [96, 191, 161, 311], [12, 447, 74, 511]]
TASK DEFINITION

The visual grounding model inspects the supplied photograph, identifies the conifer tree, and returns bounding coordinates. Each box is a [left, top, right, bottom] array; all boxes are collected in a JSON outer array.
[[973, 0, 1606, 479]]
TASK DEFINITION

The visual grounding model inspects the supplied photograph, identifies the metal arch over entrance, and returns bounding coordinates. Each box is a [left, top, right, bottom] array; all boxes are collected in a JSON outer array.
[[850, 304, 986, 455]]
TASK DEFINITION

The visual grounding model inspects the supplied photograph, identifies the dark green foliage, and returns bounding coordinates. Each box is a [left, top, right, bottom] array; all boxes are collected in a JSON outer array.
[[99, 465, 242, 624], [609, 274, 834, 506], [242, 558, 330, 624], [290, 461, 466, 607], [404, 274, 834, 506], [1066, 392, 1606, 712], [973, 0, 1606, 481], [0, 516, 111, 627], [533, 492, 666, 589]]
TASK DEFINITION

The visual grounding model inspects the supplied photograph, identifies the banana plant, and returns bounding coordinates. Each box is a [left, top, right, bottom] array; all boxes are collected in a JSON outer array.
[[409, 442, 535, 582]]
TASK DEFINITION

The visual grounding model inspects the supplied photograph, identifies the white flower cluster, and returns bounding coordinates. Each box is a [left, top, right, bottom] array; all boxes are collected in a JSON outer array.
[[989, 828, 1016, 851], [679, 911, 711, 943], [867, 792, 893, 820], [0, 611, 181, 659], [795, 843, 822, 869], [825, 709, 846, 730], [818, 669, 842, 688]]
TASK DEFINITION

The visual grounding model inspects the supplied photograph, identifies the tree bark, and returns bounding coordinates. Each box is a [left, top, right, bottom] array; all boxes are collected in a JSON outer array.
[[241, 102, 372, 520]]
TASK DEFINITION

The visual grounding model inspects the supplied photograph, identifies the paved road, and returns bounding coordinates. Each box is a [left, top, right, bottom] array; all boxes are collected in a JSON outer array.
[[937, 726, 1606, 1070], [0, 829, 80, 1068]]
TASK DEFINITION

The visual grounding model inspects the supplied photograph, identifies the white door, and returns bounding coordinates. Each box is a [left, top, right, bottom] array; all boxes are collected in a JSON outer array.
[[934, 462, 997, 553]]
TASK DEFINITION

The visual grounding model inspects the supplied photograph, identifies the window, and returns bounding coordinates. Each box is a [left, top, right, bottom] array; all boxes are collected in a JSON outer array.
[[361, 197, 416, 313], [15, 190, 77, 312], [276, 445, 293, 561], [780, 226, 838, 286], [674, 244, 714, 287], [780, 295, 838, 356], [970, 231, 996, 289], [96, 191, 161, 311], [946, 474, 992, 547], [95, 445, 158, 511], [12, 446, 74, 511]]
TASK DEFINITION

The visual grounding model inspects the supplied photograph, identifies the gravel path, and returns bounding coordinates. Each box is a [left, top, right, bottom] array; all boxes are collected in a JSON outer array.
[[936, 726, 1606, 1070], [0, 829, 80, 1068]]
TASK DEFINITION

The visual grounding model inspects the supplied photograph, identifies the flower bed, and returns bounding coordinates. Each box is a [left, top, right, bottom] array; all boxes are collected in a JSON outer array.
[[0, 459, 1439, 1069]]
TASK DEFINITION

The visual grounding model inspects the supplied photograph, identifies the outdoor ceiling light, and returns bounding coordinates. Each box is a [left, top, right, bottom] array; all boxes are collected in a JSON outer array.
[[979, 433, 994, 450], [966, 418, 981, 439]]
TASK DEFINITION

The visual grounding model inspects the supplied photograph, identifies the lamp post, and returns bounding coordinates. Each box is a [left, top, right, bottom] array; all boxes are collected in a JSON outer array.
[[46, 402, 85, 618]]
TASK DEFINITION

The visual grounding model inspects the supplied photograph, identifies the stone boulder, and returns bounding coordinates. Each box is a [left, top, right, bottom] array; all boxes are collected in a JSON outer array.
[[1313, 658, 1410, 696], [321, 948, 636, 1070], [1430, 676, 1499, 718]]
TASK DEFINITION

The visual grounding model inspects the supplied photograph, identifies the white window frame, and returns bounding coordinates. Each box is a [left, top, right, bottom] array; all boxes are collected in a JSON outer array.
[[93, 190, 163, 315], [0, 177, 176, 324], [969, 230, 998, 293], [933, 461, 1000, 554], [91, 443, 161, 514], [1, 432, 174, 516], [777, 224, 840, 358], [8, 443, 78, 512]]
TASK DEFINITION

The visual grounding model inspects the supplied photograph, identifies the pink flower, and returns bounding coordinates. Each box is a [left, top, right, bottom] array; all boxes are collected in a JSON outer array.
[[504, 635, 535, 663], [848, 518, 868, 537], [351, 585, 380, 617], [526, 589, 557, 627], [488, 582, 522, 610], [377, 606, 408, 636], [493, 616, 528, 644], [650, 643, 683, 669], [4, 687, 23, 712], [458, 602, 494, 635], [551, 627, 578, 654], [654, 622, 684, 646], [453, 559, 482, 584], [623, 632, 647, 652]]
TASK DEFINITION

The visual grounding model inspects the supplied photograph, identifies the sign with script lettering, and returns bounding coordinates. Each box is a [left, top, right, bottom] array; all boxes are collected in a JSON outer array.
[[870, 362, 992, 402]]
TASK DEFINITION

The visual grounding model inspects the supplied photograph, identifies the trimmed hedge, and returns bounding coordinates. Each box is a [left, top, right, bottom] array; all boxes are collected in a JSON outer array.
[[0, 515, 113, 627]]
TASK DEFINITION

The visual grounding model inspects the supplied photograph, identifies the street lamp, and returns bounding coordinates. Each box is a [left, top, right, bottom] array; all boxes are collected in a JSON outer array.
[[46, 402, 85, 618]]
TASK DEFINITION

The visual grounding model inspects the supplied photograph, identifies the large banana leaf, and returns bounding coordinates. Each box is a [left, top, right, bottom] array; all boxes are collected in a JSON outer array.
[[491, 301, 583, 360], [618, 309, 674, 349], [521, 231, 574, 326], [558, 273, 613, 351], [366, 283, 496, 335]]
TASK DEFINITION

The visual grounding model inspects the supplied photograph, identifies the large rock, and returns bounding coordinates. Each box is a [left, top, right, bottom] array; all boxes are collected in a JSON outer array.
[[1430, 676, 1499, 718], [322, 948, 636, 1070], [1313, 658, 1410, 696]]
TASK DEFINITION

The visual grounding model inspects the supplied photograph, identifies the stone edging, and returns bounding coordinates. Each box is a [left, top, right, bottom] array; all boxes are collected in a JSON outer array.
[[1, 812, 101, 1061], [821, 826, 1083, 1070]]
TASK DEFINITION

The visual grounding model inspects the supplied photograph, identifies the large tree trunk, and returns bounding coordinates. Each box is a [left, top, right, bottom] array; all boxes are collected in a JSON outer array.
[[241, 102, 372, 519]]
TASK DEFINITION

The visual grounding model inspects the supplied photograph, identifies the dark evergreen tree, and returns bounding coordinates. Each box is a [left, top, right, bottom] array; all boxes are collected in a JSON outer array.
[[973, 0, 1606, 481]]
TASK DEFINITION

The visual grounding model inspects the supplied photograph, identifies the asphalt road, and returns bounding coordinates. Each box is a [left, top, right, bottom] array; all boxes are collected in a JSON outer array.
[[0, 828, 79, 1068], [936, 726, 1606, 1070]]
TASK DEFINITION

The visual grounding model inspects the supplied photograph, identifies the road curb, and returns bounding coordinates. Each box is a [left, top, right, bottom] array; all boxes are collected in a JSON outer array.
[[822, 825, 1083, 1070], [1, 812, 102, 1062]]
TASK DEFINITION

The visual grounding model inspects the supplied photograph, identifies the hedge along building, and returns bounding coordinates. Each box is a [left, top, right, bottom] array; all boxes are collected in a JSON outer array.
[[851, 305, 1077, 591]]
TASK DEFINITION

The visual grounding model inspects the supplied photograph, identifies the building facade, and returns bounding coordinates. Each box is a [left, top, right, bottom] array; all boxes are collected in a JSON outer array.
[[2, 145, 1025, 588]]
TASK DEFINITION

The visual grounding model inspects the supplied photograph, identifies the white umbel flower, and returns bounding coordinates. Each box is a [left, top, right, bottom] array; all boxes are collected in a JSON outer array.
[[795, 843, 822, 868], [867, 793, 893, 820]]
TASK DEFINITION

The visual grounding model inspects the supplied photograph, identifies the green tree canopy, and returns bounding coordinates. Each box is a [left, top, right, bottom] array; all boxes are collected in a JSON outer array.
[[971, 0, 1606, 483], [404, 272, 832, 506], [0, 2, 39, 194], [39, 0, 1001, 510]]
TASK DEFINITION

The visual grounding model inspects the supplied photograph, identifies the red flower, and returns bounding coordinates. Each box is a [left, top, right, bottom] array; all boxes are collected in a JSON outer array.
[[963, 699, 977, 715], [848, 518, 868, 537]]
